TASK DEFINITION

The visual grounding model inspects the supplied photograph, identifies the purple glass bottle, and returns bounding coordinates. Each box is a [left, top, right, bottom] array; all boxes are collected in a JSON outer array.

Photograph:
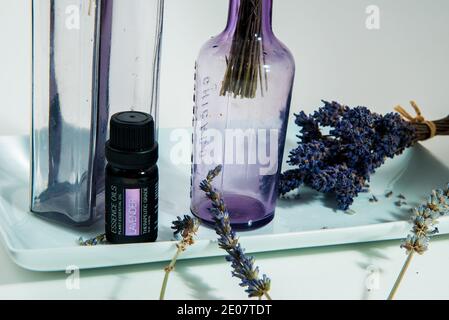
[[191, 0, 295, 230]]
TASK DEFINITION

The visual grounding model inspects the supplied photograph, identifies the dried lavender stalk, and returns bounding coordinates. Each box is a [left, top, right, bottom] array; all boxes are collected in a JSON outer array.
[[220, 0, 266, 99], [388, 185, 449, 300], [200, 166, 272, 299], [412, 115, 449, 142], [160, 216, 200, 300]]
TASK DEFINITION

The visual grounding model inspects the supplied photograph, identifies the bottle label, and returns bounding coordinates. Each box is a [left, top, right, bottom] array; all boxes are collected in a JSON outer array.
[[125, 189, 140, 236], [106, 178, 158, 239]]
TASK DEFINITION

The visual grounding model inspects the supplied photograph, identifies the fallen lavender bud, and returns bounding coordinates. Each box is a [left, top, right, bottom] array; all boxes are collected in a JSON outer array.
[[385, 191, 394, 198]]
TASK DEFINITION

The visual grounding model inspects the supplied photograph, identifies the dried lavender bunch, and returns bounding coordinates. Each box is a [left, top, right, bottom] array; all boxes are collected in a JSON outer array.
[[160, 215, 200, 300], [280, 100, 449, 210], [200, 165, 272, 299], [220, 0, 266, 99], [388, 184, 449, 300]]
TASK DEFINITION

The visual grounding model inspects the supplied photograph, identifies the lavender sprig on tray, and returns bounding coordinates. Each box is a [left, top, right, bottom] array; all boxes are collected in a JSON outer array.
[[388, 183, 449, 300], [160, 215, 200, 300], [200, 165, 272, 300]]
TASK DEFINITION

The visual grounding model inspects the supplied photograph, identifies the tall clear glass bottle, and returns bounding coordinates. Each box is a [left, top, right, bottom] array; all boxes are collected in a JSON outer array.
[[96, 0, 164, 210], [31, 0, 103, 226], [31, 0, 164, 226], [98, 0, 164, 137], [191, 0, 295, 230]]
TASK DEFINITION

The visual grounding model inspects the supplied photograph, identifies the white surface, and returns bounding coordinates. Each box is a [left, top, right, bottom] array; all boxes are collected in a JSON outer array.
[[1, 228, 449, 300], [1, 133, 449, 272], [1, 0, 449, 299]]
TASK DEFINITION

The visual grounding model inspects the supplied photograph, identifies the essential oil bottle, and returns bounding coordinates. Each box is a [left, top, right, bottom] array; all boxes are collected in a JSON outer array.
[[105, 111, 158, 244]]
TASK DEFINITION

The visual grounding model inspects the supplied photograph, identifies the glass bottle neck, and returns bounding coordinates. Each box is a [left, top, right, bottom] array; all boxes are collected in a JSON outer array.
[[225, 0, 273, 36]]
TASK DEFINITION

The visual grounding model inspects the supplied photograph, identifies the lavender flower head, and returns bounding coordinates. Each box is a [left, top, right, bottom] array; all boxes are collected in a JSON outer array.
[[200, 165, 272, 299], [388, 183, 449, 300], [280, 101, 416, 210], [401, 184, 449, 254], [172, 215, 199, 239], [170, 215, 200, 251]]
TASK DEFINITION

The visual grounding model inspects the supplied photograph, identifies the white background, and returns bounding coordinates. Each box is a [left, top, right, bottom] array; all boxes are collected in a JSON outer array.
[[1, 0, 449, 134], [1, 0, 449, 300]]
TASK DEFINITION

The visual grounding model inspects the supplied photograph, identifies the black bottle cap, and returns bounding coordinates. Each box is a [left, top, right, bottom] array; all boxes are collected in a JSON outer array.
[[106, 111, 158, 169]]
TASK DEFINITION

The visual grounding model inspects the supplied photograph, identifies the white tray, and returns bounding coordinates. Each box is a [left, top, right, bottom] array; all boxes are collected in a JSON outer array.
[[1, 132, 448, 271]]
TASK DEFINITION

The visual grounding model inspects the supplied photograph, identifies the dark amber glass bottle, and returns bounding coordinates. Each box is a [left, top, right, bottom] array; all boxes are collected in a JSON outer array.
[[105, 112, 158, 244]]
